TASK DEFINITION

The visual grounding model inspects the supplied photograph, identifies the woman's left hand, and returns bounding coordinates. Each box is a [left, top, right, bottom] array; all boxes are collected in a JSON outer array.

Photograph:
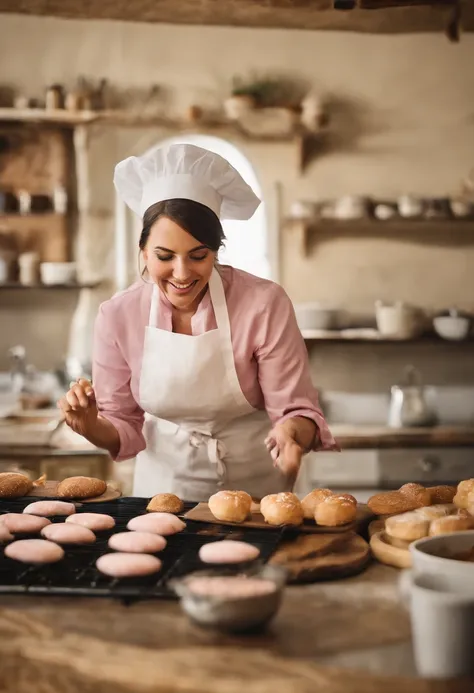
[[264, 419, 305, 479]]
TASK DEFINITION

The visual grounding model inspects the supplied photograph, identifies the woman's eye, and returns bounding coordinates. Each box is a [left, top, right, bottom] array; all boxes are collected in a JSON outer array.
[[156, 255, 173, 262], [190, 254, 208, 262]]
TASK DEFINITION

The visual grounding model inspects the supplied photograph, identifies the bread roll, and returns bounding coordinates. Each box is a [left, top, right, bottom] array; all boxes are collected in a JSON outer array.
[[96, 553, 162, 577], [301, 489, 334, 520], [23, 501, 76, 517], [314, 496, 357, 527], [333, 493, 357, 506], [260, 492, 303, 527], [66, 513, 115, 531], [199, 540, 260, 564], [108, 531, 166, 553], [5, 539, 64, 564], [453, 479, 474, 510], [0, 472, 33, 498], [127, 512, 185, 535], [415, 503, 455, 521], [429, 515, 474, 536], [41, 523, 96, 545], [427, 485, 457, 505], [57, 476, 107, 500], [367, 491, 421, 516], [398, 483, 432, 508], [208, 490, 252, 523], [385, 512, 430, 542], [1, 513, 51, 534], [146, 493, 184, 514]]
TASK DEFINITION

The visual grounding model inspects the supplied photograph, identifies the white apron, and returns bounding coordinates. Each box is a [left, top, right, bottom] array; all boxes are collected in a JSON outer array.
[[133, 267, 291, 501]]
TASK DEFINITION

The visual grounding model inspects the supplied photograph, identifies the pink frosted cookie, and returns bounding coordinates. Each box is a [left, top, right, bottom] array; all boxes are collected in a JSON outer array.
[[66, 513, 115, 531], [1, 513, 51, 534], [127, 513, 185, 535], [96, 552, 162, 577], [23, 501, 76, 517], [41, 523, 96, 545], [108, 531, 166, 553], [5, 539, 64, 564], [199, 540, 260, 564]]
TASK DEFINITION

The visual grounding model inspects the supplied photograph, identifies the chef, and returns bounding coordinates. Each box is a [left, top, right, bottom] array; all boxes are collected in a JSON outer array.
[[58, 143, 336, 500]]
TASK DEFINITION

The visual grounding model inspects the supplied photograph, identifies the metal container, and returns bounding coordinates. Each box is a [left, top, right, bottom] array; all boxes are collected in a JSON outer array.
[[388, 366, 438, 428]]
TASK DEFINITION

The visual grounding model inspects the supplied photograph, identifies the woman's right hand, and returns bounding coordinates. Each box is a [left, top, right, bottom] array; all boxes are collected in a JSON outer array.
[[57, 378, 98, 438]]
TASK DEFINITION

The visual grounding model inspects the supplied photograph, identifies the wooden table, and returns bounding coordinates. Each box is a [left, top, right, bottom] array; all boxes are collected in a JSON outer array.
[[0, 563, 470, 692]]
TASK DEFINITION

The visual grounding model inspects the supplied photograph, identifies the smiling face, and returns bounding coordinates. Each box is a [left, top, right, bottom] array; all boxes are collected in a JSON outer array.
[[142, 215, 216, 312]]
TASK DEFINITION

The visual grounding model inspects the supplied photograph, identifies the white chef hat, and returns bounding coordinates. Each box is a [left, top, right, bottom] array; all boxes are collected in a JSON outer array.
[[113, 143, 261, 221]]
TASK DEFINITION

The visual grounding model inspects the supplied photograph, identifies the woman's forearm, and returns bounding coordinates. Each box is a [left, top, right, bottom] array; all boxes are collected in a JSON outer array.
[[84, 416, 121, 458]]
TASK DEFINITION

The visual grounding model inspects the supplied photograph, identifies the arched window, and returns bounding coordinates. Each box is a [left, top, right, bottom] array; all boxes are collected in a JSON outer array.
[[114, 135, 270, 290]]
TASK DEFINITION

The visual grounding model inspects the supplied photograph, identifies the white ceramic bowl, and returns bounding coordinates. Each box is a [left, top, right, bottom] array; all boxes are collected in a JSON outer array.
[[40, 262, 77, 285], [294, 303, 340, 331], [410, 531, 474, 595], [433, 315, 470, 341]]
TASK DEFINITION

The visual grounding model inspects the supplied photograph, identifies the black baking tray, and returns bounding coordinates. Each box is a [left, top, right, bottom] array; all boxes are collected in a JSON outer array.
[[0, 496, 284, 601]]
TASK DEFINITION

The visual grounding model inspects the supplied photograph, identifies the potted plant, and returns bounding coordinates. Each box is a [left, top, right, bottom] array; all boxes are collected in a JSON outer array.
[[224, 74, 293, 120]]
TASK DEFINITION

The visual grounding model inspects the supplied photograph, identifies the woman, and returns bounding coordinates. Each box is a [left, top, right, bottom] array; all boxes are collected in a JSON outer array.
[[58, 143, 336, 500]]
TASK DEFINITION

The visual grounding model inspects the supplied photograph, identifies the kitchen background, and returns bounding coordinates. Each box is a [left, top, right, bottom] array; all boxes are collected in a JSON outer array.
[[0, 4, 473, 498]]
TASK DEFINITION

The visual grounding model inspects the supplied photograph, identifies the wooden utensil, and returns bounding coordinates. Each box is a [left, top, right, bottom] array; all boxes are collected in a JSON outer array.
[[370, 531, 411, 569], [269, 531, 370, 583], [184, 502, 373, 534]]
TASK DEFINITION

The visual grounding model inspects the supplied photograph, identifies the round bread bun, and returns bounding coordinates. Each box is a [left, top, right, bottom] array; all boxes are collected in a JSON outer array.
[[5, 539, 64, 564], [0, 524, 13, 543], [108, 531, 167, 553], [427, 485, 457, 505], [453, 479, 474, 510], [332, 493, 357, 507], [398, 483, 432, 508], [41, 523, 96, 545], [260, 492, 303, 527], [56, 476, 107, 500], [146, 493, 184, 514], [127, 512, 185, 535], [199, 540, 260, 564], [414, 503, 455, 521], [385, 512, 430, 542], [301, 489, 334, 520], [66, 513, 115, 531], [429, 514, 474, 536], [314, 496, 357, 527], [1, 513, 51, 534], [96, 552, 162, 578], [23, 501, 76, 517], [367, 491, 423, 516], [208, 490, 252, 523], [0, 473, 33, 499]]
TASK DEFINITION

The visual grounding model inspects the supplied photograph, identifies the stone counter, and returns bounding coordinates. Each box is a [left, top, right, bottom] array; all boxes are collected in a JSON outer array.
[[0, 563, 470, 692]]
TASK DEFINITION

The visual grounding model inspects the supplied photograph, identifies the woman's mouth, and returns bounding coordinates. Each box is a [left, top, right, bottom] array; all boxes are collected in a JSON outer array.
[[167, 280, 197, 295]]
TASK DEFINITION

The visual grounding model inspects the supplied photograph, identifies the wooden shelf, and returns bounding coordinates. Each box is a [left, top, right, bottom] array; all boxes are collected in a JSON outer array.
[[301, 328, 474, 344], [0, 108, 321, 173], [287, 217, 474, 256]]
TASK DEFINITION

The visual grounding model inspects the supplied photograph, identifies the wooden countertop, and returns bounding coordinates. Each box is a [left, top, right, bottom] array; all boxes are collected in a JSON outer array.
[[0, 563, 470, 692], [332, 425, 474, 449]]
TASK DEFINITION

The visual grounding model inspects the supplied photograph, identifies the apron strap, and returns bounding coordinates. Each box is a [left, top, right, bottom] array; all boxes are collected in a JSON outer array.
[[149, 284, 160, 328], [208, 267, 249, 408]]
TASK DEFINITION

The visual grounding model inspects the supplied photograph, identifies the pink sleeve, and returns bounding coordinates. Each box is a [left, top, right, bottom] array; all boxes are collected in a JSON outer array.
[[255, 286, 338, 452], [92, 303, 146, 461]]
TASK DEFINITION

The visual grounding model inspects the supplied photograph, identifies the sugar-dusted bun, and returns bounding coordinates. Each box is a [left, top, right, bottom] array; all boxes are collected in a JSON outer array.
[[398, 483, 432, 508], [0, 473, 33, 499], [367, 491, 420, 516], [333, 493, 357, 507], [453, 479, 474, 510], [414, 503, 455, 521], [314, 496, 357, 527], [260, 492, 303, 527], [208, 490, 252, 523], [429, 514, 474, 536], [146, 493, 184, 514], [301, 488, 334, 520], [385, 511, 430, 542], [57, 476, 107, 500], [427, 485, 457, 505]]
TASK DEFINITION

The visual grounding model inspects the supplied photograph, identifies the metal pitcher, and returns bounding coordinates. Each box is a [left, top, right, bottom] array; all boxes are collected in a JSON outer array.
[[388, 366, 437, 428]]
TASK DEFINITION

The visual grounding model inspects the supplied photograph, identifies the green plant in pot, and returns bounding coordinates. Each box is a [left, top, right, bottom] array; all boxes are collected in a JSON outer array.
[[224, 74, 298, 120]]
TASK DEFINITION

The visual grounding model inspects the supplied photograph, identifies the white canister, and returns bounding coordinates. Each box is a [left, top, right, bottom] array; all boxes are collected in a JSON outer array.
[[18, 252, 40, 286]]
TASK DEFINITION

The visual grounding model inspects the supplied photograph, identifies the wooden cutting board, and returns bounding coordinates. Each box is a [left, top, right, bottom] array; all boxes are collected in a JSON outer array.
[[184, 502, 373, 534], [269, 531, 370, 583], [370, 531, 411, 569], [26, 481, 121, 504]]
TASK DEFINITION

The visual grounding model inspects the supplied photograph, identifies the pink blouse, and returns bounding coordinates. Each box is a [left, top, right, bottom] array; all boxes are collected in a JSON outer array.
[[93, 265, 336, 461]]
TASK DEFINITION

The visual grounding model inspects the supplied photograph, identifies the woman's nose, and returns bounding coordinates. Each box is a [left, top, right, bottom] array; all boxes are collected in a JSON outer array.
[[172, 257, 192, 280]]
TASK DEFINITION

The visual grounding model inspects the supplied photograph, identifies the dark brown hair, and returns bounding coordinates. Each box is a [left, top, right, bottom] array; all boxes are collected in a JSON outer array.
[[139, 199, 225, 252]]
